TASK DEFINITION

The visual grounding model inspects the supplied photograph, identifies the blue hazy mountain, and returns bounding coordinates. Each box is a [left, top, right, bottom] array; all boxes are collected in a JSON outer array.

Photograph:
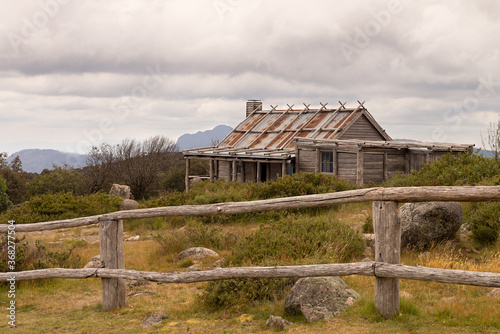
[[7, 149, 87, 174], [176, 125, 233, 151]]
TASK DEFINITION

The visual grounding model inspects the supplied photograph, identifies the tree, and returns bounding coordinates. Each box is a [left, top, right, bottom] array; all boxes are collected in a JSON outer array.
[[0, 176, 12, 213], [27, 165, 85, 197], [481, 114, 500, 161], [0, 153, 30, 204], [85, 144, 114, 194], [85, 136, 180, 199]]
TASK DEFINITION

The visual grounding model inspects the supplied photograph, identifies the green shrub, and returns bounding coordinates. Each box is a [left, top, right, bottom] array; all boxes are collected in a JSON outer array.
[[144, 173, 357, 208], [153, 222, 238, 255], [200, 214, 364, 310], [201, 277, 296, 311], [384, 152, 500, 187], [226, 214, 364, 267], [0, 237, 84, 274], [27, 165, 85, 197], [466, 202, 500, 246], [0, 192, 122, 224], [0, 176, 12, 213]]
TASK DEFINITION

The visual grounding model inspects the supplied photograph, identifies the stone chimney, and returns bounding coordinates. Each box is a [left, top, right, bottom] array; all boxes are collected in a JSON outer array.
[[246, 100, 262, 117]]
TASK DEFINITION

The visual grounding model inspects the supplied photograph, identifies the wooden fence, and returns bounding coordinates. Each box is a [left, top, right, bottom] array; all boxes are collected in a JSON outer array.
[[1, 186, 500, 318]]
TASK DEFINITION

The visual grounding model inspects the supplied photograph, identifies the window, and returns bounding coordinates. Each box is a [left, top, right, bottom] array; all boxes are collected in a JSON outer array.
[[321, 151, 334, 173]]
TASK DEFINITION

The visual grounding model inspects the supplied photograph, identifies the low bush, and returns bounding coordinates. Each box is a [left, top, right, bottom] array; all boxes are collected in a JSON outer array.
[[384, 151, 500, 187], [200, 214, 364, 310], [0, 192, 122, 224], [144, 173, 357, 208], [152, 221, 238, 255], [466, 202, 500, 246], [0, 237, 85, 275]]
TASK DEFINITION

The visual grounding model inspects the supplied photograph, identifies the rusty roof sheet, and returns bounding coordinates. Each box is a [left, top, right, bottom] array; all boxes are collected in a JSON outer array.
[[184, 103, 376, 159]]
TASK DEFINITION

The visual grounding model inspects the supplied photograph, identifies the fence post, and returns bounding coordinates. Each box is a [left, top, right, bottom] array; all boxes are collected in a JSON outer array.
[[373, 201, 400, 318], [99, 219, 126, 311]]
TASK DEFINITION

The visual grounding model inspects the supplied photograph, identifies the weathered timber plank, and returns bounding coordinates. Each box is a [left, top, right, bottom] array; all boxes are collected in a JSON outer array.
[[373, 201, 401, 318], [2, 263, 499, 287], [100, 220, 126, 310]]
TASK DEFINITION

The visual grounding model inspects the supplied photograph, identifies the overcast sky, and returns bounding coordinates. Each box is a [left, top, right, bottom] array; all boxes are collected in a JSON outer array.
[[1, 0, 499, 155]]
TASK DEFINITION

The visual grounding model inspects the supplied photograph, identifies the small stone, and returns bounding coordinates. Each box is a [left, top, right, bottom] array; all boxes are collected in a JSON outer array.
[[141, 312, 168, 328], [84, 255, 103, 269], [187, 264, 201, 272], [266, 315, 292, 331], [400, 291, 413, 299], [285, 277, 360, 322], [120, 199, 139, 210], [177, 247, 219, 261], [127, 235, 140, 241], [488, 288, 500, 298], [345, 297, 356, 307]]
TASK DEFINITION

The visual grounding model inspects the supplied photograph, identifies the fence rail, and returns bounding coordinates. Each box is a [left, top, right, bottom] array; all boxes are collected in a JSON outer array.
[[3, 185, 500, 319], [1, 263, 500, 287]]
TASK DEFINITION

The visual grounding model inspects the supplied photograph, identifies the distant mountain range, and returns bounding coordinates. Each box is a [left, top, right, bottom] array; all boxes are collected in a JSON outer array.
[[7, 149, 87, 174], [5, 125, 234, 173], [176, 125, 233, 151]]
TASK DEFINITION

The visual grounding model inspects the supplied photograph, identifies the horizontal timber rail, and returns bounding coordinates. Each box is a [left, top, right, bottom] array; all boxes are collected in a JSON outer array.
[[1, 185, 499, 233], [1, 262, 499, 287]]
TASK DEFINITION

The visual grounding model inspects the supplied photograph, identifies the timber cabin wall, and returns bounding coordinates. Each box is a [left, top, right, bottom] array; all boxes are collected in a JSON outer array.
[[338, 114, 388, 141]]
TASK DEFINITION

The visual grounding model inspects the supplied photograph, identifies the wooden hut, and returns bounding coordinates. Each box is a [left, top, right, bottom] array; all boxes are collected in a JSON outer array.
[[183, 101, 473, 190], [294, 138, 473, 187]]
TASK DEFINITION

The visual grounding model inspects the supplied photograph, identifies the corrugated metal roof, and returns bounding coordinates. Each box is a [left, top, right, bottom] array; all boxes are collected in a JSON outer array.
[[184, 103, 374, 159]]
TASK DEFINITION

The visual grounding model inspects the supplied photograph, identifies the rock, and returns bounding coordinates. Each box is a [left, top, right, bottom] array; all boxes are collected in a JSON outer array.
[[488, 288, 500, 298], [83, 255, 103, 269], [126, 235, 140, 241], [109, 184, 131, 199], [177, 247, 219, 261], [141, 312, 168, 328], [459, 222, 471, 236], [399, 202, 463, 249], [186, 264, 201, 272], [191, 176, 204, 185], [284, 277, 360, 322], [120, 199, 139, 210], [266, 315, 293, 331], [400, 291, 413, 299]]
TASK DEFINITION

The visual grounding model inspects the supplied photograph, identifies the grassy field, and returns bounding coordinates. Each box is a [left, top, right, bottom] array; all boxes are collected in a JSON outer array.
[[1, 200, 499, 333]]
